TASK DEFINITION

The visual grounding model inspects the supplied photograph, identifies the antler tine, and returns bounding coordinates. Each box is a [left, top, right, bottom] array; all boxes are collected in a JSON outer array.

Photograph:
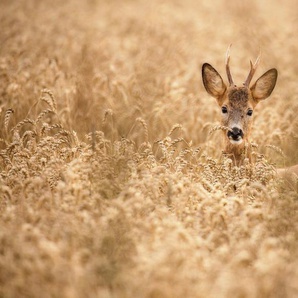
[[226, 44, 235, 86], [244, 50, 261, 87]]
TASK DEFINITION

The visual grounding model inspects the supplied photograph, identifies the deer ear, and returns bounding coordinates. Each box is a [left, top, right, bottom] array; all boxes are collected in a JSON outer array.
[[250, 68, 278, 101], [202, 63, 226, 101]]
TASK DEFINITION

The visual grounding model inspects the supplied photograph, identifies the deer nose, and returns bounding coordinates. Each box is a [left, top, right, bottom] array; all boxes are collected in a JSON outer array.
[[227, 127, 243, 140]]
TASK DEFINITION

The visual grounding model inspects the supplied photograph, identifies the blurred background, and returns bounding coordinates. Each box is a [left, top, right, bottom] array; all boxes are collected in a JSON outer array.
[[1, 2, 298, 298], [1, 0, 297, 164]]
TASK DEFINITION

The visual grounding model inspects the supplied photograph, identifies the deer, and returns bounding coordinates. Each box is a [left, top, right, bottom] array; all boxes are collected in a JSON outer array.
[[201, 46, 298, 180]]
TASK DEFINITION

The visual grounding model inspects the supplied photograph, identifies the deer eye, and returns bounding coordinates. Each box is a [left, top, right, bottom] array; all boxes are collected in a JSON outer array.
[[221, 106, 228, 114], [247, 109, 253, 116]]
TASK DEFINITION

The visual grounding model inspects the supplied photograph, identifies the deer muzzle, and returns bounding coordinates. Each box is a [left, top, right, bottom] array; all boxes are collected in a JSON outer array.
[[227, 127, 244, 144]]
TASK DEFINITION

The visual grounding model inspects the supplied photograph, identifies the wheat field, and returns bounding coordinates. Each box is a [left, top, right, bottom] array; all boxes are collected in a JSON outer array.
[[0, 0, 298, 297]]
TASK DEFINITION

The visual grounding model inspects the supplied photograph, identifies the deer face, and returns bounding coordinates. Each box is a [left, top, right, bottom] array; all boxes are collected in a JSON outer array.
[[202, 51, 278, 148], [220, 86, 254, 145]]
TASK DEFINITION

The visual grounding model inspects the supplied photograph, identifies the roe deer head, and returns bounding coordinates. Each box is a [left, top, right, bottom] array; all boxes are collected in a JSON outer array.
[[202, 46, 278, 166]]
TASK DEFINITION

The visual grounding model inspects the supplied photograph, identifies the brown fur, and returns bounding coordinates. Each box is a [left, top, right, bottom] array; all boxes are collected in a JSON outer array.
[[203, 57, 297, 180], [202, 61, 278, 166], [221, 87, 255, 165]]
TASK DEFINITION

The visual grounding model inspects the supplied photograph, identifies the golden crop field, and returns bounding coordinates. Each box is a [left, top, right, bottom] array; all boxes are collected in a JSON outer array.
[[0, 0, 297, 297]]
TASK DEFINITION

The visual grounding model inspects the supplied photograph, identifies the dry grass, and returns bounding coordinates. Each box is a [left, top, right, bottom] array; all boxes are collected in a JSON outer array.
[[0, 0, 298, 297]]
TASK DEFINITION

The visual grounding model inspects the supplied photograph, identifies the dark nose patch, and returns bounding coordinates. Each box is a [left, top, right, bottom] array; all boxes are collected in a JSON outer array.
[[227, 127, 244, 140]]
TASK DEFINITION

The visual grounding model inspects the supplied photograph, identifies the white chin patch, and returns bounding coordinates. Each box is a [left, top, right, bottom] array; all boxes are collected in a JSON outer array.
[[229, 138, 243, 145]]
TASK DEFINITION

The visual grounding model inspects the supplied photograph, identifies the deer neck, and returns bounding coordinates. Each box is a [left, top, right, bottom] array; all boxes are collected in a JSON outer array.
[[223, 134, 251, 166]]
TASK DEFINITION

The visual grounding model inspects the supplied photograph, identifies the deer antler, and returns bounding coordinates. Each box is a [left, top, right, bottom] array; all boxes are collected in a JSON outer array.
[[244, 50, 261, 87], [226, 44, 235, 86]]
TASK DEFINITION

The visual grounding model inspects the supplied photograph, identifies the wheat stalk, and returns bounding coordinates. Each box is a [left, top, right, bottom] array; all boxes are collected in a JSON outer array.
[[168, 124, 182, 136], [209, 125, 230, 135], [41, 89, 57, 112], [35, 109, 55, 124], [11, 119, 35, 133], [4, 109, 14, 132], [266, 144, 286, 158]]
